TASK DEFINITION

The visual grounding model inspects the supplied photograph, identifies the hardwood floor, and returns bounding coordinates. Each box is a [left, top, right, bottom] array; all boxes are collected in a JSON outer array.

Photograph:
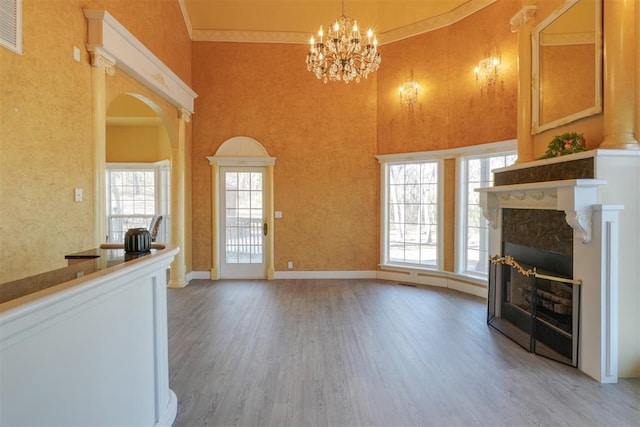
[[167, 279, 640, 426]]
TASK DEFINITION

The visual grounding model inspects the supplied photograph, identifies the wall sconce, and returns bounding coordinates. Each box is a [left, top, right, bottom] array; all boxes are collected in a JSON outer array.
[[474, 56, 501, 89], [399, 79, 419, 106]]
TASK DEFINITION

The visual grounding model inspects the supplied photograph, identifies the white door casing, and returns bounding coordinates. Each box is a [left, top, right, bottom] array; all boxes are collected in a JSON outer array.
[[207, 137, 276, 280]]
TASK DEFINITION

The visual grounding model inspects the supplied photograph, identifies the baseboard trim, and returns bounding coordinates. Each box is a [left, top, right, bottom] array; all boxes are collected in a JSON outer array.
[[186, 269, 487, 297], [188, 271, 211, 281], [377, 269, 488, 298], [274, 270, 378, 279]]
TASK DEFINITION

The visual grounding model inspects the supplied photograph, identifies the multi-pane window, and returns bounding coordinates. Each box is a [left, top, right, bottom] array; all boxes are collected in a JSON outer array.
[[224, 171, 264, 264], [386, 161, 439, 268], [106, 162, 170, 243], [462, 153, 517, 277]]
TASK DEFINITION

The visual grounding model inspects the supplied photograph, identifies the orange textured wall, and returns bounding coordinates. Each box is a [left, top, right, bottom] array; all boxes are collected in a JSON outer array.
[[191, 42, 379, 272], [376, 0, 519, 155], [106, 126, 169, 163], [85, 0, 192, 85], [0, 0, 192, 283]]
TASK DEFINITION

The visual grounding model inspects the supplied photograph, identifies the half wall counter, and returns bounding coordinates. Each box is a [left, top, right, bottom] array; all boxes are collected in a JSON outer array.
[[0, 244, 179, 426]]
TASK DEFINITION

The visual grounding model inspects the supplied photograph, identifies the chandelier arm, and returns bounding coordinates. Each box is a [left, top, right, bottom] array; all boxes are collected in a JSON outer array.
[[306, 3, 381, 83]]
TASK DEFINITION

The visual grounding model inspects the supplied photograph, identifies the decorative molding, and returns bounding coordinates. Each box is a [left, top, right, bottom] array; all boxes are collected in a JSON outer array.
[[176, 0, 193, 40], [192, 29, 309, 44], [510, 5, 537, 33], [177, 108, 191, 123], [88, 50, 116, 76], [83, 9, 197, 113], [476, 179, 607, 243], [482, 206, 498, 229], [378, 0, 497, 45], [189, 0, 497, 46], [565, 210, 593, 243], [377, 139, 517, 163], [208, 136, 276, 166]]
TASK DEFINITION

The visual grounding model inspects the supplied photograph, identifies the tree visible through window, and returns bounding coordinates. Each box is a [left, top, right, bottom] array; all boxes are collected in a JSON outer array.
[[106, 162, 170, 243], [463, 153, 517, 277], [387, 161, 438, 268]]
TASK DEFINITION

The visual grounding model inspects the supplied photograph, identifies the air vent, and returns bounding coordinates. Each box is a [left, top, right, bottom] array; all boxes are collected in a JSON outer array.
[[0, 0, 22, 55]]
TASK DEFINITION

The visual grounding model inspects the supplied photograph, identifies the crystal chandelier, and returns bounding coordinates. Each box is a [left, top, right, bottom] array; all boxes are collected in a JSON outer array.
[[306, 1, 381, 84]]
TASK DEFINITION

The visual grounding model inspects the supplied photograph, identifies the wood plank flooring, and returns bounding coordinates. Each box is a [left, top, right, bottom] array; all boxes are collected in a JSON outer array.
[[167, 279, 640, 426]]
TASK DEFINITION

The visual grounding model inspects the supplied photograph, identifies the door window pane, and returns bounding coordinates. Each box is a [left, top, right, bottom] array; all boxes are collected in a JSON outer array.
[[224, 172, 263, 264]]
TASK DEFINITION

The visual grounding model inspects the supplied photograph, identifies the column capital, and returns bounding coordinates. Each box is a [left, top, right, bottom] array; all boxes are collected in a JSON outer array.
[[177, 108, 192, 123], [88, 51, 116, 76], [510, 5, 536, 33]]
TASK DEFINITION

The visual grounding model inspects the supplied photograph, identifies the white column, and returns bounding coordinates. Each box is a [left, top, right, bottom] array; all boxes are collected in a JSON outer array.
[[266, 164, 275, 280], [88, 52, 115, 246], [510, 5, 537, 162], [576, 205, 622, 383], [168, 109, 189, 288], [210, 161, 220, 280]]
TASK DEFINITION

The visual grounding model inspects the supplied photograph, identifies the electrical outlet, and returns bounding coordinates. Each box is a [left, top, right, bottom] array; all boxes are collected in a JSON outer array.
[[287, 261, 293, 269]]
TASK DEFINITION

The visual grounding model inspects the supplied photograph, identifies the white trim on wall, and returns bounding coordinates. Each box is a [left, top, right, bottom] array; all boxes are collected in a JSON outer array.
[[180, 0, 497, 46], [83, 9, 197, 113]]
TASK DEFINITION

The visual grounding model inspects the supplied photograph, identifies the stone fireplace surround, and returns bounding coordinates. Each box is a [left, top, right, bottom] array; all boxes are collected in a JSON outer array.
[[477, 149, 640, 383]]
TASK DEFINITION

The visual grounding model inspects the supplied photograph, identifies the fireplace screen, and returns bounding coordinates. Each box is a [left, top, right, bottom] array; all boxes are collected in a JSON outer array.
[[487, 243, 580, 367]]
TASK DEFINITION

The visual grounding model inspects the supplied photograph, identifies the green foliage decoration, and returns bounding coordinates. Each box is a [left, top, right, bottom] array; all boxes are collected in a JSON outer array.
[[539, 132, 586, 159]]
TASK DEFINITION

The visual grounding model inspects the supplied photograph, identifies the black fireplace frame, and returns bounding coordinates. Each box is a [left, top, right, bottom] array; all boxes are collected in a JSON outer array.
[[487, 242, 581, 367]]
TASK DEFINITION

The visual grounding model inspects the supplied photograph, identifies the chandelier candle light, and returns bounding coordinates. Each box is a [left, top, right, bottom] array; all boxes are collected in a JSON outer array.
[[306, 1, 381, 83]]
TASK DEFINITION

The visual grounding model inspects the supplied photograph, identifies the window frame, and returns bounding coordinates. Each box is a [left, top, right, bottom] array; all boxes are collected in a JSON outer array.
[[378, 140, 516, 280], [455, 144, 517, 280], [106, 160, 170, 243], [379, 156, 445, 272]]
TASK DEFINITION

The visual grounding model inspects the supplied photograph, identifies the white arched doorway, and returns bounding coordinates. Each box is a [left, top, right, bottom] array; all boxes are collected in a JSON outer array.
[[207, 137, 276, 279]]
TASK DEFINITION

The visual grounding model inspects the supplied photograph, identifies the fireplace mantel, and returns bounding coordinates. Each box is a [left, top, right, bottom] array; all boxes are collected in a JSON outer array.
[[476, 179, 607, 243], [475, 149, 640, 382]]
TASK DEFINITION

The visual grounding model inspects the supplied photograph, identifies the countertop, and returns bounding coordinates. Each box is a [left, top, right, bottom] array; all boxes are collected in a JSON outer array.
[[0, 245, 166, 306]]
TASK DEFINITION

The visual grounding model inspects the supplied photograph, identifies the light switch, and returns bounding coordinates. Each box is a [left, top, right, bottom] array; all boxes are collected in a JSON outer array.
[[75, 187, 83, 202], [275, 211, 283, 219], [73, 46, 81, 62]]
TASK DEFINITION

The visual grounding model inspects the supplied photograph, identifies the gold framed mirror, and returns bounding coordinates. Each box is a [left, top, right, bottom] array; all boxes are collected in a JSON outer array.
[[531, 0, 602, 134]]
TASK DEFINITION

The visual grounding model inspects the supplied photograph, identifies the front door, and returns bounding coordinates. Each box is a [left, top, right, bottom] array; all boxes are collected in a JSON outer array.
[[219, 167, 267, 279]]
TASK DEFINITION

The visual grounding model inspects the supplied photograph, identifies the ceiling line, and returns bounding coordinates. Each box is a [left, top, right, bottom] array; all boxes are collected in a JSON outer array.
[[183, 0, 497, 46]]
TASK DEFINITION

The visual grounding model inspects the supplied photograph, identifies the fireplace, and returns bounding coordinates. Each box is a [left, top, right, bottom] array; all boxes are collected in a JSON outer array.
[[488, 242, 579, 366]]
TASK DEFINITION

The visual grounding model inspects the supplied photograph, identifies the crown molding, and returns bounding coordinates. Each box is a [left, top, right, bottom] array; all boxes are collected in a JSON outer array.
[[177, 0, 193, 40], [192, 29, 309, 44], [84, 9, 197, 113], [189, 0, 497, 46], [378, 0, 496, 45]]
